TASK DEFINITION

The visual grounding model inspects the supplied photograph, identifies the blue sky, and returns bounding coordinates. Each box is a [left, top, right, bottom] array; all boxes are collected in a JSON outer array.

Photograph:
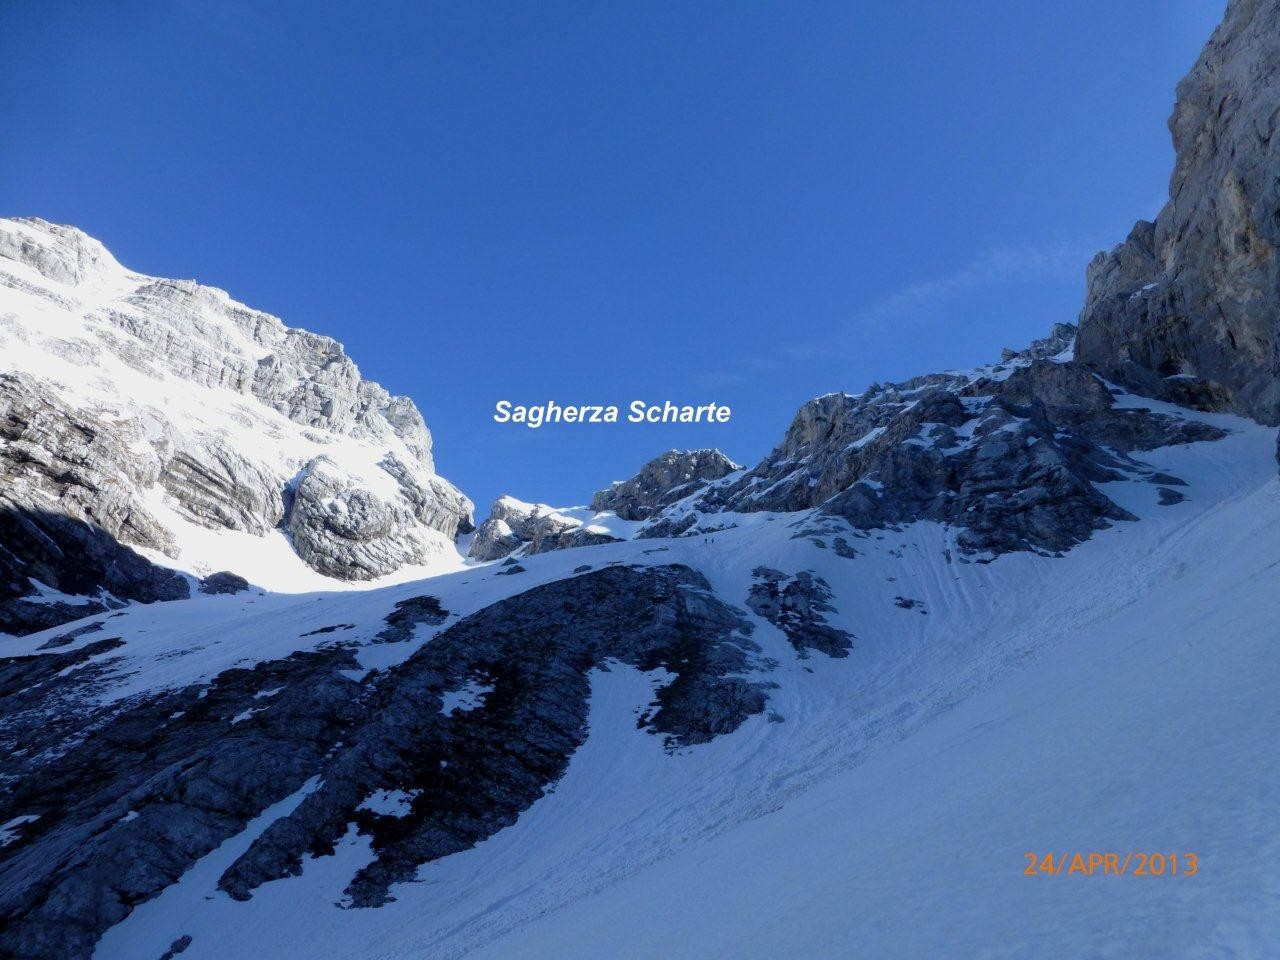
[[3, 1, 1224, 512]]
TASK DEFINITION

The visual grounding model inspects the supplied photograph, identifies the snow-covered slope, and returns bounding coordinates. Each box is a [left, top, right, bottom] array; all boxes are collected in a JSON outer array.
[[2, 397, 1275, 959], [1, 227, 1273, 958], [0, 218, 473, 634], [4, 4, 1279, 955]]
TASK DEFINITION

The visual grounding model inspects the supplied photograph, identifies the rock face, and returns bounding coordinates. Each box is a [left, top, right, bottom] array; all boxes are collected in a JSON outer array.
[[0, 503, 192, 636], [287, 456, 472, 580], [1001, 322, 1077, 364], [591, 449, 740, 520], [679, 353, 1225, 557], [468, 450, 741, 564], [1075, 0, 1280, 423], [0, 565, 771, 959], [0, 218, 473, 632], [468, 340, 1228, 563], [198, 572, 250, 596], [746, 568, 853, 658], [467, 497, 620, 561]]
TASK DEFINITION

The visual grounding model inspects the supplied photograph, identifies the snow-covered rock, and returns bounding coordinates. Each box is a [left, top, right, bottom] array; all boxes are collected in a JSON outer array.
[[590, 449, 740, 520], [2, 404, 1276, 960], [654, 355, 1224, 556], [467, 496, 627, 561], [3, 4, 1280, 957], [0, 218, 473, 632]]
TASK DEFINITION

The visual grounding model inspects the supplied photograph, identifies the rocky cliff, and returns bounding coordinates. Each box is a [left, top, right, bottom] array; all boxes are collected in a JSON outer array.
[[1076, 0, 1280, 423], [636, 342, 1224, 557], [0, 218, 472, 634], [467, 497, 623, 561], [591, 449, 740, 520], [2, 4, 1278, 955], [467, 450, 740, 562]]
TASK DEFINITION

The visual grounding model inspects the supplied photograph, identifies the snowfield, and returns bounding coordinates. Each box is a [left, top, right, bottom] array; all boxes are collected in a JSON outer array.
[[3, 401, 1274, 959]]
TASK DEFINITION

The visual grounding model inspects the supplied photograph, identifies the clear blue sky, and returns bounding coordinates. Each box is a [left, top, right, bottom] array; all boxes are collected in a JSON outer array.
[[2, 1, 1224, 512]]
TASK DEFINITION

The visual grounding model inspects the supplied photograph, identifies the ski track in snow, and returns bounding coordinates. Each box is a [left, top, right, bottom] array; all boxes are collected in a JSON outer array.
[[0, 407, 1273, 958]]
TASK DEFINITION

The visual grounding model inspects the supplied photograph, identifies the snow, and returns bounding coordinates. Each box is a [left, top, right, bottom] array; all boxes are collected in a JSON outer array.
[[3, 234, 1270, 957], [94, 778, 324, 960], [20, 404, 1263, 958], [130, 496, 465, 594], [0, 218, 468, 596], [0, 815, 39, 848], [357, 789, 419, 817], [439, 679, 494, 715], [846, 425, 886, 450], [490, 498, 649, 544]]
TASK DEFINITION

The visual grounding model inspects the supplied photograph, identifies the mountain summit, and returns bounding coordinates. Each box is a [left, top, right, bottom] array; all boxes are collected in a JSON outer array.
[[0, 218, 473, 634]]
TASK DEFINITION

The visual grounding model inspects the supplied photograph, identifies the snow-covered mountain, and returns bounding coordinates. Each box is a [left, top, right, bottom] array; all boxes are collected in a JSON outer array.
[[2, 1, 1279, 958], [0, 218, 473, 634]]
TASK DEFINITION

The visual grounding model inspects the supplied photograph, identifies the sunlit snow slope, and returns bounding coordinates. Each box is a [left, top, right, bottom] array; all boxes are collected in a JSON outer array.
[[0, 217, 471, 601], [4, 400, 1271, 959]]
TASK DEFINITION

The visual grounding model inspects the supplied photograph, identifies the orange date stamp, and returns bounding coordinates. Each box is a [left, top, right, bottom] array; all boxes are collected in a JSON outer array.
[[1024, 851, 1199, 877]]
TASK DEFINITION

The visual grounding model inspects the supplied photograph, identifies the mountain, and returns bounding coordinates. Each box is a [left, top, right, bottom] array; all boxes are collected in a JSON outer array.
[[1076, 0, 1280, 422], [590, 448, 740, 520], [0, 218, 473, 635], [466, 450, 740, 561], [2, 2, 1279, 958]]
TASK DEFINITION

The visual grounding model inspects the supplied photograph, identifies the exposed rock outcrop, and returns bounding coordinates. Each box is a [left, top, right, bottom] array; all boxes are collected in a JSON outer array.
[[469, 449, 742, 562], [287, 456, 471, 580], [1075, 0, 1280, 423], [684, 358, 1225, 557], [0, 372, 175, 557], [0, 565, 770, 958], [198, 572, 250, 595], [0, 503, 191, 636], [468, 497, 619, 561], [1001, 322, 1077, 364], [158, 442, 285, 536], [747, 567, 853, 658], [591, 449, 741, 520]]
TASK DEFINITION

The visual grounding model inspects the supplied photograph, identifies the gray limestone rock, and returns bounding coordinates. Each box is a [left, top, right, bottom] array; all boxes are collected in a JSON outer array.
[[372, 595, 450, 644], [198, 572, 251, 595], [591, 449, 741, 521], [468, 497, 619, 562], [0, 218, 474, 628], [0, 644, 363, 960], [0, 502, 190, 637], [747, 567, 853, 658], [0, 566, 770, 957], [0, 372, 173, 557], [1075, 0, 1280, 423], [157, 442, 286, 535], [285, 457, 457, 581], [1001, 322, 1077, 364], [685, 359, 1225, 557]]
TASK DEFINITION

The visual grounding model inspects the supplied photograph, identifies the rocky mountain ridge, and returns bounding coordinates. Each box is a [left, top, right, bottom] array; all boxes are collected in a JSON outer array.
[[590, 449, 740, 520], [473, 335, 1228, 563], [1076, 0, 1280, 423], [2, 3, 1280, 956], [467, 450, 739, 562], [467, 496, 627, 562], [0, 218, 473, 634]]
